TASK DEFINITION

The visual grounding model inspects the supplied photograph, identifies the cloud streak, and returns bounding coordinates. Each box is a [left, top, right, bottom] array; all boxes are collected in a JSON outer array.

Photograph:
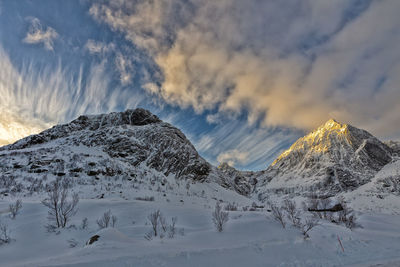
[[85, 39, 115, 55], [115, 52, 134, 85], [23, 18, 58, 50], [0, 46, 144, 145], [90, 0, 400, 139], [193, 119, 302, 170]]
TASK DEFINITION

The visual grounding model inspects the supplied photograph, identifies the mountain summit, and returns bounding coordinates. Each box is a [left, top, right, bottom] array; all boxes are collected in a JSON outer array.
[[271, 119, 349, 166], [255, 119, 393, 196]]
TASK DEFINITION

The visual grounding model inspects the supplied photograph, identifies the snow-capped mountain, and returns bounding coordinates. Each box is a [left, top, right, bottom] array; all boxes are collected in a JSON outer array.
[[254, 119, 395, 197], [0, 109, 247, 196]]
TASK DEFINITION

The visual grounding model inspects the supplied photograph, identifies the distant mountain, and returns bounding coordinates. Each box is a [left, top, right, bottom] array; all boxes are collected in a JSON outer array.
[[254, 119, 394, 197], [0, 109, 250, 196], [218, 162, 257, 195]]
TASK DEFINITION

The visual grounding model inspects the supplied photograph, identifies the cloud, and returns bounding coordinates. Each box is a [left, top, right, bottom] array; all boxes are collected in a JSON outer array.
[[115, 52, 134, 85], [193, 118, 302, 170], [23, 18, 58, 50], [217, 149, 249, 167], [0, 109, 46, 146], [89, 0, 193, 55], [84, 39, 115, 55], [0, 46, 144, 146], [90, 0, 400, 139], [84, 40, 135, 85]]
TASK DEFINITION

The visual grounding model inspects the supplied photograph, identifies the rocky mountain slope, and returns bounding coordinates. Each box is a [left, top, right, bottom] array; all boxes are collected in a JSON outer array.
[[0, 109, 251, 197], [254, 119, 395, 197]]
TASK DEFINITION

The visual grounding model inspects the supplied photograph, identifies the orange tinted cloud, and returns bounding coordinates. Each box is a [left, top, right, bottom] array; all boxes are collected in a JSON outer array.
[[91, 0, 400, 139]]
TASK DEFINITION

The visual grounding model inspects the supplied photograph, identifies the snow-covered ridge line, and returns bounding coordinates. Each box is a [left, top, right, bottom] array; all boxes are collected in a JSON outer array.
[[1, 108, 162, 151]]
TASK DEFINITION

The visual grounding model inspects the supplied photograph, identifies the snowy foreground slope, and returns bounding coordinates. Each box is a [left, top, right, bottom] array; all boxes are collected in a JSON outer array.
[[1, 196, 400, 267], [1, 109, 400, 266]]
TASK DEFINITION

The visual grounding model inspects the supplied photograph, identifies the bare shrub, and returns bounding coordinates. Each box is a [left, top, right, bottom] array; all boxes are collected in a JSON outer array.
[[344, 214, 357, 229], [320, 198, 332, 220], [0, 175, 16, 191], [224, 202, 238, 211], [9, 199, 22, 219], [269, 202, 286, 228], [282, 199, 300, 227], [80, 217, 88, 230], [0, 221, 11, 245], [96, 210, 117, 229], [337, 197, 357, 229], [148, 210, 161, 237], [42, 179, 79, 228], [27, 178, 44, 195], [159, 213, 167, 233], [212, 202, 229, 232], [168, 217, 177, 238], [300, 217, 320, 238], [146, 210, 179, 240]]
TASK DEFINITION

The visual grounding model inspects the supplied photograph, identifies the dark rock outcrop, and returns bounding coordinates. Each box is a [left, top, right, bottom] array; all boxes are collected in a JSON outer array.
[[86, 235, 100, 245]]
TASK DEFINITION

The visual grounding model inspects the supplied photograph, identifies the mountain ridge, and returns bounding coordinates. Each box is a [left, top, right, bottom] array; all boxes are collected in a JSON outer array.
[[0, 110, 398, 199]]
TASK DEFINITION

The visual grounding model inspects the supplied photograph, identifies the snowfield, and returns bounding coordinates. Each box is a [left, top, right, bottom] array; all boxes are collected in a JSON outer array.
[[1, 191, 400, 267]]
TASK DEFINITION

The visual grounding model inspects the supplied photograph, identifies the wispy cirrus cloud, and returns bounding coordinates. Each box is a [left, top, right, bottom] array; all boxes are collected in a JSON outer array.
[[115, 52, 134, 85], [0, 46, 144, 145], [84, 40, 135, 85], [193, 119, 302, 170], [23, 18, 58, 50], [90, 0, 400, 139]]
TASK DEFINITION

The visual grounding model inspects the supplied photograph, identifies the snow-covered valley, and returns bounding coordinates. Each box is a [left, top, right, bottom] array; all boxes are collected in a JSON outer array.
[[1, 194, 400, 267]]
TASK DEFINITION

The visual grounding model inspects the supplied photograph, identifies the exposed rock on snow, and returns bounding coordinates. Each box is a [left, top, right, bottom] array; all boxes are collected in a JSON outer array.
[[87, 235, 100, 245]]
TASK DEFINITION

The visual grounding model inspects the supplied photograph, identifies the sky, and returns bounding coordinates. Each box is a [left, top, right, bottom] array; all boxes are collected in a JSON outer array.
[[0, 0, 399, 171]]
